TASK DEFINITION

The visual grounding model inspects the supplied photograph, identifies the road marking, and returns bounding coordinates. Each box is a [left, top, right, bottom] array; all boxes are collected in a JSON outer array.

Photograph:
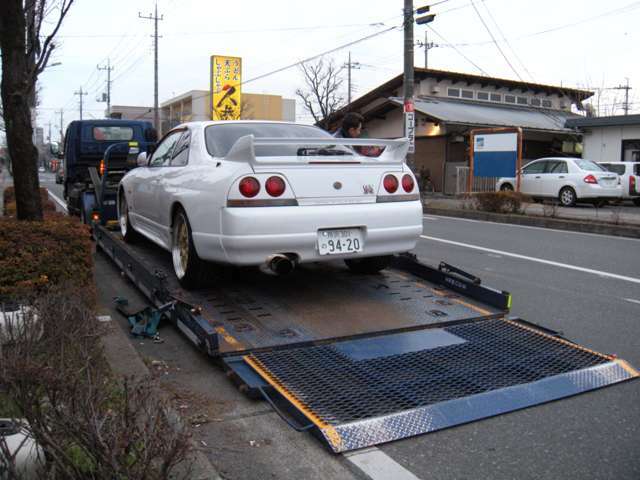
[[624, 298, 640, 305], [345, 447, 422, 480], [47, 189, 68, 213], [422, 214, 640, 242], [423, 215, 439, 220], [420, 235, 640, 285]]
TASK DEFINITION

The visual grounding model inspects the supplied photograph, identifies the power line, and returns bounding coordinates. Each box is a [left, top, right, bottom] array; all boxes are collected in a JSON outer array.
[[426, 25, 489, 75], [470, 0, 522, 80], [480, 0, 535, 82]]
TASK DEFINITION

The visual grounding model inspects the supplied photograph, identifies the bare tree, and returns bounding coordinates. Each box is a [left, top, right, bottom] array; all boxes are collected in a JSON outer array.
[[0, 0, 74, 221], [295, 59, 344, 131]]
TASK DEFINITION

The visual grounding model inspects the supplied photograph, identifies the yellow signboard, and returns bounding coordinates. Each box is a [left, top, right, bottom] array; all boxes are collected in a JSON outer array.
[[211, 55, 242, 120]]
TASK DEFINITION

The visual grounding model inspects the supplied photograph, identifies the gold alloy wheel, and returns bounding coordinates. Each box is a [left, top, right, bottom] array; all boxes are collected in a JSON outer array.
[[172, 214, 190, 279]]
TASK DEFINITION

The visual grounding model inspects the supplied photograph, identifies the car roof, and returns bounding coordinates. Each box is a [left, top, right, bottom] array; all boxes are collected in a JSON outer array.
[[177, 120, 316, 128]]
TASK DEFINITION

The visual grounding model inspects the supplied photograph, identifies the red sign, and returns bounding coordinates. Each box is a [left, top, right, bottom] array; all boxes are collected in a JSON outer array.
[[404, 100, 414, 113]]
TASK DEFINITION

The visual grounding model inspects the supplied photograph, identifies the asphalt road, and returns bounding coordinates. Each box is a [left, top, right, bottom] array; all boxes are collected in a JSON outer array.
[[43, 175, 638, 479]]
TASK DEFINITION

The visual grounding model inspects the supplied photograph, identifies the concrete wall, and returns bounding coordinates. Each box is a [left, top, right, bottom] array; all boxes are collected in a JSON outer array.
[[581, 125, 640, 162], [365, 109, 404, 138]]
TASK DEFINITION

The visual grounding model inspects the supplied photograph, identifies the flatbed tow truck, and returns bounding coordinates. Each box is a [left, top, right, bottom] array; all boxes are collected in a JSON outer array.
[[91, 219, 639, 453]]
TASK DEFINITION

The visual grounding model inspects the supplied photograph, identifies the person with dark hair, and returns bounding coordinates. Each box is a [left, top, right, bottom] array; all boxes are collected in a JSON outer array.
[[333, 112, 364, 139], [333, 112, 382, 156]]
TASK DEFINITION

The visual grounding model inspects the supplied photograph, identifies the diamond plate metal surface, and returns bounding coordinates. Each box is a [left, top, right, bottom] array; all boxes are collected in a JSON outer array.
[[248, 319, 639, 453]]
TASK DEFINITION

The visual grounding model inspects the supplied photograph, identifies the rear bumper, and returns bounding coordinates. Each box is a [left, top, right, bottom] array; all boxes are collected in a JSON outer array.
[[192, 201, 424, 266], [576, 185, 622, 199]]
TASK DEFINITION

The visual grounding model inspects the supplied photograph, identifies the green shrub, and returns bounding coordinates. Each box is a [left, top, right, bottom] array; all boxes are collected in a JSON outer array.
[[473, 191, 528, 214], [0, 215, 93, 301]]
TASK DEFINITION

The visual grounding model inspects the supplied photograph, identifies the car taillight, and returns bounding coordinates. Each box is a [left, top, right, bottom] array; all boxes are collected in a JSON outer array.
[[99, 159, 105, 176], [631, 176, 636, 193], [583, 174, 598, 184], [383, 174, 399, 193], [402, 174, 414, 193], [265, 176, 285, 197], [239, 177, 260, 198]]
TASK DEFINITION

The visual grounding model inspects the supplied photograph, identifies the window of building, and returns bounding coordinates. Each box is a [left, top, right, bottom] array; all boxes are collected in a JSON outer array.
[[447, 88, 460, 97], [530, 98, 541, 107], [461, 89, 474, 99], [542, 99, 552, 108], [490, 93, 501, 102], [477, 92, 489, 101], [517, 96, 528, 105], [505, 95, 516, 103]]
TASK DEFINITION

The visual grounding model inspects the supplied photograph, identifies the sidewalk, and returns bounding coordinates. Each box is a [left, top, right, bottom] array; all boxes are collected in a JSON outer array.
[[423, 195, 640, 238]]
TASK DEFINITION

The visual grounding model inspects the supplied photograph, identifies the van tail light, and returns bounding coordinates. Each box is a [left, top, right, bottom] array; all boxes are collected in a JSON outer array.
[[239, 177, 260, 197], [583, 174, 598, 184], [383, 174, 399, 193], [402, 174, 415, 193], [265, 176, 285, 197], [631, 175, 636, 194], [99, 159, 105, 176]]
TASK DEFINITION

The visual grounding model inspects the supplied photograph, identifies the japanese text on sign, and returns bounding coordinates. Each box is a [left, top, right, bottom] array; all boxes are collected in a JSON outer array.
[[211, 55, 242, 120]]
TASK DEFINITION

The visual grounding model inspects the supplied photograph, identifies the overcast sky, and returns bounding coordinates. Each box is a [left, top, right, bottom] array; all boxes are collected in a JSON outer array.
[[31, 0, 640, 140]]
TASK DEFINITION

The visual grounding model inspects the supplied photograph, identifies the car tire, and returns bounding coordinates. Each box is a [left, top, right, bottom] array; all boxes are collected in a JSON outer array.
[[633, 198, 640, 207], [119, 193, 140, 243], [344, 255, 393, 274], [500, 183, 514, 192], [171, 208, 208, 289], [559, 187, 576, 207]]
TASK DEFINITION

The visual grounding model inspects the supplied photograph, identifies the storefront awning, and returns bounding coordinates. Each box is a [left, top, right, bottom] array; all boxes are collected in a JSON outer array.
[[390, 96, 580, 133]]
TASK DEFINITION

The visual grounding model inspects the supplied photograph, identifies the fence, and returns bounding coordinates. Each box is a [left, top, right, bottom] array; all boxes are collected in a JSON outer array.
[[455, 166, 500, 195]]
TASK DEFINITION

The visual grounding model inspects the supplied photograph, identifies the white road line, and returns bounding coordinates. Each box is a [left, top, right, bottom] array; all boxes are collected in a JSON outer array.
[[423, 215, 439, 221], [422, 214, 640, 242], [420, 235, 640, 285], [47, 189, 68, 213], [624, 298, 640, 305], [345, 447, 422, 480]]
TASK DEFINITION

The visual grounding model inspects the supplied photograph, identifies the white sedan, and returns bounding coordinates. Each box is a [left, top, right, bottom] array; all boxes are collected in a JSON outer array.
[[496, 157, 622, 207], [118, 121, 423, 288]]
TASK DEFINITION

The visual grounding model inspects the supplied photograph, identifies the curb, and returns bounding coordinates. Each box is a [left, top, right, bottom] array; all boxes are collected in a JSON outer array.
[[424, 207, 640, 239], [100, 315, 223, 480]]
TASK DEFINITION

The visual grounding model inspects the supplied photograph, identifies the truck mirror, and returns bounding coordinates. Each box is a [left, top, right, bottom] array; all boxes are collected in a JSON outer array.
[[137, 152, 149, 167]]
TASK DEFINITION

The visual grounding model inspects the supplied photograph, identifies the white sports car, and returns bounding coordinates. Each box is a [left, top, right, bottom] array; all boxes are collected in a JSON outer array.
[[118, 121, 423, 288]]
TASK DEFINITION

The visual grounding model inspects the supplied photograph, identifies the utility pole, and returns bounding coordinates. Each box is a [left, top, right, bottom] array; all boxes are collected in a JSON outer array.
[[343, 51, 361, 105], [612, 78, 632, 115], [417, 31, 437, 69], [139, 2, 163, 132], [404, 3, 435, 168], [74, 87, 87, 120], [56, 109, 64, 143], [97, 58, 114, 117]]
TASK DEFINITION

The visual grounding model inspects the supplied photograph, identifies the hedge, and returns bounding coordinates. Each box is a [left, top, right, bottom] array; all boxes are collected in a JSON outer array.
[[0, 212, 93, 301], [473, 191, 529, 214]]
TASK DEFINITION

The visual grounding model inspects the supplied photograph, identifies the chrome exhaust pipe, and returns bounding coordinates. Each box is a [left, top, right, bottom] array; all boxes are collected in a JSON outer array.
[[265, 254, 296, 276]]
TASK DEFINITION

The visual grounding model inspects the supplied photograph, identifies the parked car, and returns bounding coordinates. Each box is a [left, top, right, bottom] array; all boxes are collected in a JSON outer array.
[[38, 166, 45, 173], [598, 161, 640, 206], [496, 157, 622, 207], [118, 121, 423, 288], [55, 163, 64, 184]]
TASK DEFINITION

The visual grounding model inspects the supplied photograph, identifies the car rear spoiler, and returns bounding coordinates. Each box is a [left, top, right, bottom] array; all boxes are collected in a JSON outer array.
[[223, 135, 409, 165]]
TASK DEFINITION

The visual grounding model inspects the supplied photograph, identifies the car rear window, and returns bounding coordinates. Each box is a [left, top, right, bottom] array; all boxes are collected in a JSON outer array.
[[575, 159, 607, 172], [634, 164, 640, 176], [205, 123, 352, 157], [92, 126, 134, 141], [601, 163, 625, 175]]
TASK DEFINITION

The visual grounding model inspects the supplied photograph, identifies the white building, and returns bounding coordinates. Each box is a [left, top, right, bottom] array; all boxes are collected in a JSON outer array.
[[565, 114, 640, 163]]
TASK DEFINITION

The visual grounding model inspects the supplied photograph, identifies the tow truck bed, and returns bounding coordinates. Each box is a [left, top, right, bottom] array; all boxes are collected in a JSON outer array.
[[94, 225, 639, 452]]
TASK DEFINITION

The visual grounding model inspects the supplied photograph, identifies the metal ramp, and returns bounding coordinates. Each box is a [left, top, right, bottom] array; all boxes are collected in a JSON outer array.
[[232, 317, 639, 453]]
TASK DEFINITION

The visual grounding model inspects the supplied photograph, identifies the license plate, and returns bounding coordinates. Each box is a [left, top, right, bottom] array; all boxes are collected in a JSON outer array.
[[318, 228, 363, 256]]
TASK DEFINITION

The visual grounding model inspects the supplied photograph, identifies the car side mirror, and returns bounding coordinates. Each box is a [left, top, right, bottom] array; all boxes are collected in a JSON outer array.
[[137, 152, 149, 167]]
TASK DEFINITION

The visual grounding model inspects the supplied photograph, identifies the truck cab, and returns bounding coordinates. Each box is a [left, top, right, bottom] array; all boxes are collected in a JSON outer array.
[[62, 119, 156, 219]]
